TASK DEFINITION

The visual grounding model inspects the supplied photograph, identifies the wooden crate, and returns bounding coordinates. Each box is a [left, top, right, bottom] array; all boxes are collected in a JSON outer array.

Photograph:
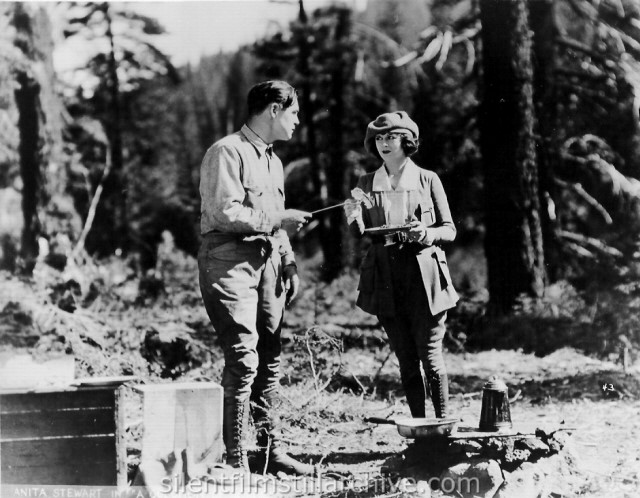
[[132, 382, 223, 485], [0, 386, 124, 485]]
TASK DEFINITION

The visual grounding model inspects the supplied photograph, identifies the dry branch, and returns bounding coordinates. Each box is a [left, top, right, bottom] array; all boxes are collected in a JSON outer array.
[[560, 146, 640, 203], [555, 81, 618, 106], [555, 35, 608, 62], [435, 30, 453, 71], [554, 66, 608, 81], [557, 229, 623, 257], [565, 0, 640, 59], [72, 143, 112, 259], [554, 178, 613, 223], [460, 38, 476, 76]]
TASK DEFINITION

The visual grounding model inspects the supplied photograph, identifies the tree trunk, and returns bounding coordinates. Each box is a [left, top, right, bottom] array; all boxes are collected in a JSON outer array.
[[11, 4, 70, 274], [103, 3, 127, 252], [479, 0, 546, 314], [15, 71, 42, 274], [320, 7, 351, 281], [529, 0, 562, 281], [297, 0, 322, 211]]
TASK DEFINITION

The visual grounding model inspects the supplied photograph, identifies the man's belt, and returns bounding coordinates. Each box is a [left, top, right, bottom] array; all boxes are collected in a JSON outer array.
[[203, 230, 278, 259]]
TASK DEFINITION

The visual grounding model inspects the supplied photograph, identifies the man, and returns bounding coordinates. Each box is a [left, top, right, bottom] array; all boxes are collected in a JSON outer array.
[[198, 80, 313, 476]]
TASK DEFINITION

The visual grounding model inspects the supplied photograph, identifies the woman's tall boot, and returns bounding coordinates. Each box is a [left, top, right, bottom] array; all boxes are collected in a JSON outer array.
[[402, 373, 427, 418], [427, 371, 449, 418]]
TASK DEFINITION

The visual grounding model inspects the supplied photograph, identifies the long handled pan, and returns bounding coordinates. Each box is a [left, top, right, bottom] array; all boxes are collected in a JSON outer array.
[[365, 416, 458, 439]]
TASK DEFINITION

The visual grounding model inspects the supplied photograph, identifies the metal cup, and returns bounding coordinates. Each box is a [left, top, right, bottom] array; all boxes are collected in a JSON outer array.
[[479, 376, 512, 431]]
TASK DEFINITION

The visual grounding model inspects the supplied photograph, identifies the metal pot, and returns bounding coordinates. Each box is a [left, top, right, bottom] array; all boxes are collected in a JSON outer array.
[[365, 416, 458, 439], [479, 376, 512, 431]]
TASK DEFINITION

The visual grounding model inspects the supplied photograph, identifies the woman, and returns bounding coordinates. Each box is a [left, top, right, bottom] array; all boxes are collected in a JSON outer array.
[[345, 111, 459, 419]]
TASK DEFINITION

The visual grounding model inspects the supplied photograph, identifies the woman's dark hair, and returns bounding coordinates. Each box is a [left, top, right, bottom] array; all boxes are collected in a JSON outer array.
[[367, 135, 420, 159], [247, 80, 297, 116], [401, 136, 419, 157]]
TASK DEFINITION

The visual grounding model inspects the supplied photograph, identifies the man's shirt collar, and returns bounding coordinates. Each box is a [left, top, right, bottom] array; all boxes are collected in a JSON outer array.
[[241, 124, 272, 158]]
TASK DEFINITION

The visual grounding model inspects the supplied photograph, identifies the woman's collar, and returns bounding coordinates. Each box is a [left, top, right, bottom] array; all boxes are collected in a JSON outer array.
[[372, 159, 420, 191]]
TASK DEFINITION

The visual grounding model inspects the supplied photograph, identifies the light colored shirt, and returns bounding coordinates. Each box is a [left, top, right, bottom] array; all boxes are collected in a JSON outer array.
[[350, 160, 456, 245], [199, 125, 295, 265], [372, 166, 410, 225]]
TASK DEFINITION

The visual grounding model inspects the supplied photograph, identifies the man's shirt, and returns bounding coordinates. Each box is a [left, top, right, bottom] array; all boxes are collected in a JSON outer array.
[[199, 125, 295, 265]]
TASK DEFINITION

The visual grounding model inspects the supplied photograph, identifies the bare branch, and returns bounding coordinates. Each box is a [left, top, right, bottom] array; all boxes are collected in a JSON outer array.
[[603, 24, 640, 57], [418, 31, 443, 64], [554, 66, 608, 81], [461, 38, 476, 76], [566, 0, 599, 21], [387, 51, 419, 68], [353, 22, 405, 53], [417, 25, 440, 41], [435, 30, 453, 71], [557, 229, 623, 257], [554, 178, 613, 224], [452, 25, 481, 42], [555, 81, 618, 107], [555, 35, 608, 63], [561, 149, 640, 200], [71, 143, 112, 260], [603, 0, 625, 19]]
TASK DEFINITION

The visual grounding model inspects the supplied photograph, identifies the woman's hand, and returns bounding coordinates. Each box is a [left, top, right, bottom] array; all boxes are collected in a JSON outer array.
[[343, 199, 362, 224], [407, 220, 427, 243]]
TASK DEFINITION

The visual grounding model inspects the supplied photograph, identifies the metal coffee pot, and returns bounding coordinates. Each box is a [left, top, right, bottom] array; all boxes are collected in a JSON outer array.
[[479, 376, 512, 431]]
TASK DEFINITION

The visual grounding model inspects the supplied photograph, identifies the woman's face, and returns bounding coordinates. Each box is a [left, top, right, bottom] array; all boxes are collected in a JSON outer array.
[[375, 132, 407, 162]]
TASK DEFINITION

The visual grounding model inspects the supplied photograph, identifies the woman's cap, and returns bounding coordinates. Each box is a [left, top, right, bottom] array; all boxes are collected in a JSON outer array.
[[364, 111, 419, 155]]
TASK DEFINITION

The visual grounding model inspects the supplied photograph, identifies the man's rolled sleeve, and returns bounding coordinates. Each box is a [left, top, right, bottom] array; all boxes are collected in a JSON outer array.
[[200, 145, 275, 234]]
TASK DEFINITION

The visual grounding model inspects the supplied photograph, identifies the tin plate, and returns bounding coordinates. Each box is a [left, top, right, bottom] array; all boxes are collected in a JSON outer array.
[[364, 225, 412, 236]]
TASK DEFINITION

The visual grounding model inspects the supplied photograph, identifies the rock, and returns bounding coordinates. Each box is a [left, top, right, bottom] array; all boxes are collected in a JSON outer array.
[[495, 463, 544, 498], [540, 449, 583, 496], [380, 452, 407, 473], [439, 458, 503, 498], [396, 477, 431, 497], [503, 448, 531, 466], [140, 327, 207, 379], [49, 279, 82, 312], [496, 451, 580, 498], [485, 438, 507, 452], [516, 437, 549, 455], [137, 271, 167, 302], [0, 301, 39, 347], [448, 440, 483, 454], [482, 437, 512, 461], [44, 233, 73, 271]]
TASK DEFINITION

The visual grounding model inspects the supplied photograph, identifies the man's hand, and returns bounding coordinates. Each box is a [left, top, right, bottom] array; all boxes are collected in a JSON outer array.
[[277, 209, 311, 232], [282, 264, 299, 306]]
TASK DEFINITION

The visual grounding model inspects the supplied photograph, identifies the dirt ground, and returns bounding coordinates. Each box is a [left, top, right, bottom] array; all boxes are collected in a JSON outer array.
[[271, 341, 640, 497], [1, 261, 640, 496]]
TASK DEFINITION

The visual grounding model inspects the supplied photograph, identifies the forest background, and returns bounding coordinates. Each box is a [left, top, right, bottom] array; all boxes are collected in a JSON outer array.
[[3, 0, 640, 352], [2, 0, 640, 493]]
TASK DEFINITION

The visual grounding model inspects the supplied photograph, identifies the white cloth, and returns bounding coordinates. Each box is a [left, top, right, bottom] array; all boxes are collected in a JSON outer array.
[[372, 165, 414, 225]]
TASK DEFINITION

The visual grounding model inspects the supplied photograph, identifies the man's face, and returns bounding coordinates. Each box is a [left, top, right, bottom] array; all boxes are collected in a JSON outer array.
[[273, 98, 300, 141]]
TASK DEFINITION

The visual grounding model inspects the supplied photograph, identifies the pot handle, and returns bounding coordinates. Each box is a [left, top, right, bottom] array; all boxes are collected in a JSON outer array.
[[364, 416, 396, 425]]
